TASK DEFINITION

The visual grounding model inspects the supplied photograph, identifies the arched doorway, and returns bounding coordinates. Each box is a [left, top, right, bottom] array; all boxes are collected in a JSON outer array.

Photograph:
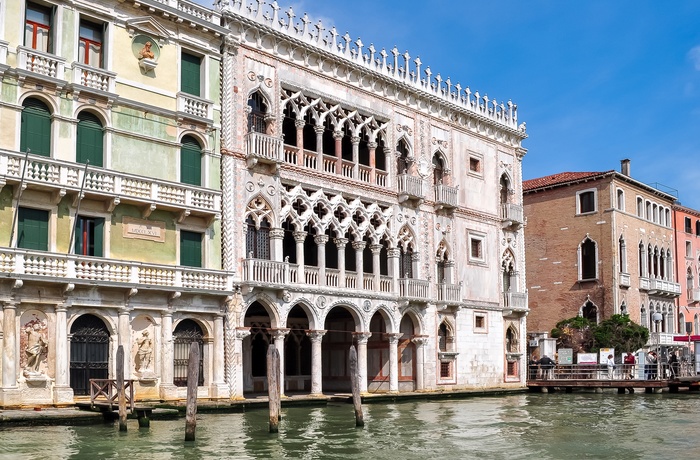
[[70, 314, 109, 395], [398, 314, 417, 390], [243, 301, 272, 393], [367, 312, 389, 392], [173, 319, 204, 387], [285, 304, 312, 393], [322, 306, 358, 392]]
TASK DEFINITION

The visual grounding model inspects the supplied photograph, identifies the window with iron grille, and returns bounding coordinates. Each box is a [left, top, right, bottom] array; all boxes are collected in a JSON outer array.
[[248, 92, 267, 133], [173, 320, 204, 387], [440, 361, 451, 378], [246, 216, 270, 259], [507, 361, 518, 377], [399, 247, 413, 278]]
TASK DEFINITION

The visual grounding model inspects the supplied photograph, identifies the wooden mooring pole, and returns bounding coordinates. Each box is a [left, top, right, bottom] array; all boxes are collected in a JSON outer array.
[[349, 345, 364, 427], [185, 342, 200, 442], [116, 345, 127, 432], [267, 344, 281, 433]]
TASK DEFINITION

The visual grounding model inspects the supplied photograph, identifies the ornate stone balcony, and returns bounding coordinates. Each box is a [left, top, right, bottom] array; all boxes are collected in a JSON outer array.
[[0, 150, 221, 220], [16, 46, 67, 86], [504, 291, 528, 311], [246, 132, 283, 169], [501, 203, 524, 229], [397, 174, 424, 205], [398, 277, 431, 304], [0, 248, 233, 294], [0, 40, 9, 77], [690, 288, 700, 303], [436, 282, 462, 305], [434, 184, 458, 210], [640, 277, 681, 297], [177, 92, 214, 124], [619, 272, 631, 288], [70, 63, 117, 100]]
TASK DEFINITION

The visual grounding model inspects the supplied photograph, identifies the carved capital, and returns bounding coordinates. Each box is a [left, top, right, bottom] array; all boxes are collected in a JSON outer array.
[[387, 248, 401, 258], [352, 241, 367, 251], [294, 119, 306, 129], [353, 331, 372, 344], [306, 329, 327, 342], [269, 228, 285, 239], [314, 234, 329, 245], [293, 231, 308, 243], [387, 333, 402, 345], [235, 327, 252, 340], [334, 237, 349, 249], [270, 328, 291, 340], [370, 244, 383, 255]]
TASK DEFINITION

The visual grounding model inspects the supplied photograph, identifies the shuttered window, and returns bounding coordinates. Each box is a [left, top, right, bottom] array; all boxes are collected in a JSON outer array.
[[180, 136, 202, 186], [180, 230, 203, 268], [181, 52, 201, 96], [76, 111, 103, 167], [18, 207, 49, 251], [75, 215, 104, 257], [20, 98, 51, 157]]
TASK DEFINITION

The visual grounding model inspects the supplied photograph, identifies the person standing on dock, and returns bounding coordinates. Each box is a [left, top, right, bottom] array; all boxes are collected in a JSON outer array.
[[606, 354, 615, 379], [646, 351, 657, 380], [624, 352, 636, 379], [539, 355, 555, 380]]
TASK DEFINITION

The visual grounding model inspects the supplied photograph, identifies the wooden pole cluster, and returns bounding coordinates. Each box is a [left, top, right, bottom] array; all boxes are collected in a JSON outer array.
[[349, 345, 364, 427], [116, 345, 127, 432], [185, 342, 200, 442], [267, 344, 281, 433]]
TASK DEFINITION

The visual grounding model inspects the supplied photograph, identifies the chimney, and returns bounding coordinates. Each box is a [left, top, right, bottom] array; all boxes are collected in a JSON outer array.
[[620, 159, 631, 177]]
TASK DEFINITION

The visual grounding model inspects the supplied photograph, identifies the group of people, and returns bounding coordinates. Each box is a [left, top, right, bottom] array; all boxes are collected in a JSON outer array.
[[529, 355, 556, 380]]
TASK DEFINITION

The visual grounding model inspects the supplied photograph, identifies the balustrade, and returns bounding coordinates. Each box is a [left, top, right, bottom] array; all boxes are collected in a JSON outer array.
[[72, 63, 116, 94], [283, 145, 297, 164], [177, 93, 213, 121], [398, 277, 430, 300], [397, 174, 425, 200], [303, 150, 317, 169], [504, 291, 528, 310], [690, 288, 700, 303], [376, 171, 388, 187], [434, 184, 458, 208], [246, 132, 283, 165], [501, 203, 525, 225], [322, 155, 336, 174], [436, 283, 462, 303], [341, 160, 354, 179], [358, 165, 371, 183], [619, 273, 631, 287], [17, 46, 66, 80]]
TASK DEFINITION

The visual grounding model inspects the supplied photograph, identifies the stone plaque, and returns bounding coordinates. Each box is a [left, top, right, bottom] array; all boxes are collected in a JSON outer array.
[[123, 217, 166, 242]]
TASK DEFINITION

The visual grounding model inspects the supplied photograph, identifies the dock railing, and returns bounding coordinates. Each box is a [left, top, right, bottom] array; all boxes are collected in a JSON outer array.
[[90, 378, 135, 412], [527, 363, 680, 381]]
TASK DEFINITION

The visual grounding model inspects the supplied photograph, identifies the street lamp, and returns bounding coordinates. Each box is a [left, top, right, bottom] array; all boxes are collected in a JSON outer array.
[[652, 312, 663, 380]]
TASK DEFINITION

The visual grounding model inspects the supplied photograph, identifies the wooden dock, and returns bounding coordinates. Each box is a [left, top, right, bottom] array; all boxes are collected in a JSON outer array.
[[527, 377, 700, 393]]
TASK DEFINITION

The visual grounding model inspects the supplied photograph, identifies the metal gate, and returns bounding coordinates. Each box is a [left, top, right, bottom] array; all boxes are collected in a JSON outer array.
[[70, 314, 109, 396], [173, 320, 204, 387]]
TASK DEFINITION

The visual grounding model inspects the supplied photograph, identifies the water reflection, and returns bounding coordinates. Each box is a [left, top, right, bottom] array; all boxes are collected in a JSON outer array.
[[3, 394, 700, 459]]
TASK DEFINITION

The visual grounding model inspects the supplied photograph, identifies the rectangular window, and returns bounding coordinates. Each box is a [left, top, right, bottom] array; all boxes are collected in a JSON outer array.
[[17, 207, 49, 251], [181, 52, 201, 96], [686, 241, 692, 258], [616, 189, 624, 211], [469, 233, 486, 263], [507, 361, 518, 377], [686, 217, 693, 234], [78, 19, 103, 68], [474, 313, 487, 332], [180, 230, 203, 267], [578, 190, 596, 214], [469, 157, 480, 173], [74, 216, 104, 257], [440, 361, 451, 379], [696, 220, 700, 237], [25, 2, 52, 52]]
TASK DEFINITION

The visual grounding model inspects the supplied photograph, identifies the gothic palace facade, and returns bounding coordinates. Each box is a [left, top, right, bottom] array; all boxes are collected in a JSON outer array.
[[0, 0, 528, 407]]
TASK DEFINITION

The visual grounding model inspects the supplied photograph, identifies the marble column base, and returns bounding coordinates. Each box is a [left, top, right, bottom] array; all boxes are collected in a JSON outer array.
[[53, 385, 74, 405], [159, 384, 178, 401], [209, 383, 230, 399], [0, 387, 22, 407]]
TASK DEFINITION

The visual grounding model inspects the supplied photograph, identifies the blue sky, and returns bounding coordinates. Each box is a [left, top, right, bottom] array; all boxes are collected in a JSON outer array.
[[202, 1, 700, 209]]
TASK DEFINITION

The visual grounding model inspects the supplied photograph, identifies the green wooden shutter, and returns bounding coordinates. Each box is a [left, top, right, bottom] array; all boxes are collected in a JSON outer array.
[[180, 230, 202, 268], [92, 217, 104, 257], [181, 52, 201, 96], [18, 207, 49, 251], [180, 136, 202, 186], [20, 99, 51, 157], [76, 112, 104, 167]]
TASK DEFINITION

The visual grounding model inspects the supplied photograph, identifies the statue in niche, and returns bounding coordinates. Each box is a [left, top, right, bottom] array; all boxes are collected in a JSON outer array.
[[135, 330, 153, 372], [139, 41, 155, 60], [24, 322, 48, 377]]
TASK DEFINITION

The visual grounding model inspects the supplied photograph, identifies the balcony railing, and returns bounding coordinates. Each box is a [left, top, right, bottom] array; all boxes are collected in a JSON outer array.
[[0, 40, 8, 66], [0, 149, 221, 216], [690, 288, 700, 303], [17, 46, 66, 80], [72, 63, 116, 94], [398, 277, 430, 301], [397, 174, 424, 201], [646, 278, 681, 297], [177, 92, 213, 121], [434, 184, 458, 209], [436, 282, 461, 304], [246, 132, 282, 166], [501, 203, 524, 226], [0, 248, 233, 292], [504, 291, 528, 310], [619, 272, 631, 287]]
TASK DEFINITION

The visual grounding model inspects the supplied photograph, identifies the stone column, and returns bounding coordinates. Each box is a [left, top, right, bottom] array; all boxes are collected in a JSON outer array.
[[370, 244, 383, 291], [353, 241, 366, 288], [270, 228, 285, 262], [335, 238, 348, 288], [334, 131, 343, 172], [294, 231, 308, 284], [388, 248, 400, 293], [351, 135, 360, 178], [271, 328, 290, 396], [388, 333, 401, 393], [368, 141, 377, 184], [445, 260, 455, 285], [211, 313, 228, 398], [411, 252, 420, 280], [295, 119, 305, 165], [411, 336, 429, 391], [160, 312, 175, 399], [354, 332, 372, 394], [53, 303, 73, 403], [233, 328, 251, 399], [307, 330, 326, 396], [315, 235, 329, 286], [2, 301, 17, 388], [118, 308, 131, 379], [315, 126, 324, 171]]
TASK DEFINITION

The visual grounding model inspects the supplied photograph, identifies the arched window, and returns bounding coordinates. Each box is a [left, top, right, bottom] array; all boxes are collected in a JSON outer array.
[[686, 268, 693, 301], [636, 197, 643, 217], [618, 235, 627, 273], [432, 153, 444, 185], [506, 326, 518, 353], [173, 319, 204, 387], [579, 238, 597, 280], [639, 241, 645, 276], [436, 250, 448, 283], [20, 98, 51, 157], [76, 111, 103, 167], [396, 139, 410, 174], [248, 91, 267, 133], [282, 104, 297, 147], [302, 111, 317, 151], [500, 174, 510, 205], [246, 215, 270, 260], [582, 301, 597, 324], [180, 135, 202, 186]]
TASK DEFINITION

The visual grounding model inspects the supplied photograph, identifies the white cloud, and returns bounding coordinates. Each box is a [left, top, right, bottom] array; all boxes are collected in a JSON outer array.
[[688, 46, 700, 70]]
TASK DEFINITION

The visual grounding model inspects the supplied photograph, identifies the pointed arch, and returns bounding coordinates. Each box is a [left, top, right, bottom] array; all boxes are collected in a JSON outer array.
[[396, 136, 413, 174], [578, 235, 598, 280], [580, 299, 599, 324], [247, 88, 272, 133], [431, 148, 448, 185]]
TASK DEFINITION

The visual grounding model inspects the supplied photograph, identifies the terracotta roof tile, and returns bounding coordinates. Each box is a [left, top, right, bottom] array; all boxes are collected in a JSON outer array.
[[523, 171, 612, 191]]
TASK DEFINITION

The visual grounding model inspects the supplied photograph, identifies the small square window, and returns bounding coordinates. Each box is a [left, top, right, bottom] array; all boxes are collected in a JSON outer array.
[[440, 361, 451, 379], [471, 239, 482, 258], [474, 312, 487, 332], [468, 232, 486, 264], [469, 157, 480, 173]]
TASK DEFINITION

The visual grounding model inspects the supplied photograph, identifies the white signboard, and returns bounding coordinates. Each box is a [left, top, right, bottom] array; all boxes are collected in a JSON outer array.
[[577, 353, 597, 364], [599, 348, 615, 364]]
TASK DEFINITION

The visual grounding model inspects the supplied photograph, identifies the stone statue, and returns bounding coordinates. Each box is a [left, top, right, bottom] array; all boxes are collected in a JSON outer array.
[[24, 323, 47, 376], [139, 41, 155, 60], [136, 330, 153, 372]]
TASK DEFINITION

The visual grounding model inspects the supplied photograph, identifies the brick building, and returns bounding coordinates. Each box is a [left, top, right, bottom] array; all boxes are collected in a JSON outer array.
[[673, 204, 700, 336], [523, 160, 680, 344]]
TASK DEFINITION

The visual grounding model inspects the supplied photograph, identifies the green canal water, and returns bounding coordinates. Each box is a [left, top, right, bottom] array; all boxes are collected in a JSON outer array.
[[2, 393, 700, 459]]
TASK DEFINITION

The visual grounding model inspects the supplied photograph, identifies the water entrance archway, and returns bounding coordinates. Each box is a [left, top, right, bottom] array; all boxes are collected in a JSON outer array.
[[243, 301, 272, 393], [69, 314, 109, 396], [285, 303, 312, 393], [322, 306, 360, 392]]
